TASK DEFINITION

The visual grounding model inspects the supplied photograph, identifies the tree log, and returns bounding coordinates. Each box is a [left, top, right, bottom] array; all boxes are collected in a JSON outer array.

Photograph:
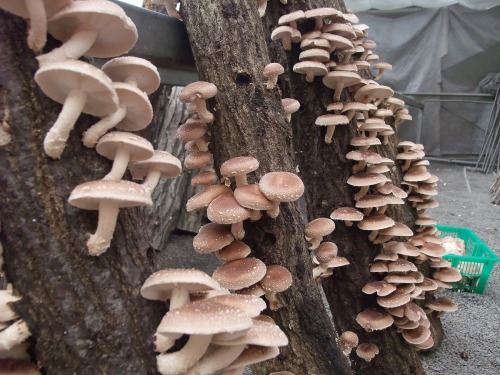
[[181, 1, 352, 374], [0, 11, 164, 374], [260, 1, 435, 373]]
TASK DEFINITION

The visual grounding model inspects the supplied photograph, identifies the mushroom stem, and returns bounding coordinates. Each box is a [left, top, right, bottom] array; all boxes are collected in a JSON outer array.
[[163, 0, 182, 19], [324, 125, 337, 144], [43, 88, 88, 159], [25, 0, 47, 52], [156, 334, 212, 375], [266, 202, 280, 219], [234, 174, 248, 187], [37, 26, 98, 65], [306, 71, 315, 82], [334, 82, 346, 101], [124, 75, 139, 87], [185, 344, 246, 375], [354, 186, 369, 201], [344, 220, 353, 227], [102, 147, 131, 181], [266, 75, 278, 89], [169, 287, 190, 311], [82, 105, 127, 148], [265, 291, 283, 310], [248, 209, 262, 221], [142, 169, 162, 195], [0, 320, 30, 351], [86, 200, 120, 256], [193, 96, 214, 123], [368, 230, 379, 242], [231, 222, 245, 241], [306, 236, 322, 251], [154, 332, 177, 353]]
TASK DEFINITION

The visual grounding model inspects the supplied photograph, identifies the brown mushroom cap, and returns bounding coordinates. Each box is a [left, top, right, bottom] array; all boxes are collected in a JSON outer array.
[[186, 185, 232, 212], [213, 257, 267, 290], [207, 193, 251, 224], [356, 307, 394, 332], [220, 156, 260, 185], [263, 62, 285, 78], [260, 265, 293, 294], [179, 81, 218, 102], [356, 343, 379, 362], [357, 213, 395, 231], [305, 218, 336, 238], [216, 240, 251, 262], [193, 223, 234, 254], [330, 207, 364, 222]]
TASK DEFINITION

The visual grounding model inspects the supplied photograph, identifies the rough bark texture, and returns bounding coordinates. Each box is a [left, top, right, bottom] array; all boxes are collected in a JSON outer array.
[[0, 12, 164, 375], [181, 1, 352, 374], [261, 1, 435, 374]]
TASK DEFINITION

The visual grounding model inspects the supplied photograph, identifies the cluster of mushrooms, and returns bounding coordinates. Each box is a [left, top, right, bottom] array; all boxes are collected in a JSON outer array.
[[267, 5, 461, 362], [0, 0, 184, 256], [140, 268, 289, 375], [0, 248, 33, 373]]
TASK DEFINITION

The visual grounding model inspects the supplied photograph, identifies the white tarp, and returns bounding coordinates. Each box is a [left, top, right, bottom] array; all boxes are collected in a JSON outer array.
[[357, 5, 500, 156], [346, 0, 500, 11]]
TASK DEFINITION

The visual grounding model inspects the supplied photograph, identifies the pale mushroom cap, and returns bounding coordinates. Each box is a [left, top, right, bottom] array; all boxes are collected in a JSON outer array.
[[35, 60, 119, 116], [101, 56, 160, 94], [216, 319, 289, 347], [0, 0, 70, 18], [315, 114, 349, 127], [354, 85, 394, 102], [263, 63, 285, 77], [347, 172, 388, 187], [278, 10, 305, 26], [140, 269, 221, 301], [47, 0, 138, 58], [234, 184, 273, 210], [213, 257, 267, 290], [330, 207, 364, 221], [293, 61, 328, 77], [179, 81, 218, 102], [350, 135, 382, 148], [304, 7, 340, 19], [374, 62, 393, 71], [220, 156, 260, 178], [225, 345, 280, 370], [129, 150, 182, 180], [345, 149, 382, 163], [112, 83, 153, 131], [356, 307, 394, 331], [68, 180, 152, 210], [157, 299, 253, 336], [192, 170, 217, 187], [305, 218, 336, 238], [207, 193, 251, 224], [321, 33, 353, 50], [96, 131, 154, 161], [259, 172, 305, 202], [322, 71, 361, 90], [299, 48, 330, 62], [282, 98, 301, 114], [193, 223, 234, 254], [260, 265, 292, 293], [207, 294, 267, 318]]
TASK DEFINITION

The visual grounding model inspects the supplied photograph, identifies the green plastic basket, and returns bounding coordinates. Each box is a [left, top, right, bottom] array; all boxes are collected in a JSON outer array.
[[435, 225, 499, 294]]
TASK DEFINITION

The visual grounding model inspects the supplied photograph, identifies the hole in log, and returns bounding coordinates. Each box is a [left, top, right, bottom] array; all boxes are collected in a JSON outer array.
[[235, 72, 252, 86]]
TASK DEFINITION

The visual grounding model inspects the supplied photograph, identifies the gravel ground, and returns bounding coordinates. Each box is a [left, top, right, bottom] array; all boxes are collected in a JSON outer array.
[[160, 161, 500, 374], [420, 162, 500, 375]]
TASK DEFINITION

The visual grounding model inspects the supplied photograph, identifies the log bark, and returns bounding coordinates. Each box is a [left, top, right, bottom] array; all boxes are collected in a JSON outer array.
[[0, 11, 164, 374], [260, 1, 437, 374], [181, 1, 352, 374], [144, 85, 203, 249]]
